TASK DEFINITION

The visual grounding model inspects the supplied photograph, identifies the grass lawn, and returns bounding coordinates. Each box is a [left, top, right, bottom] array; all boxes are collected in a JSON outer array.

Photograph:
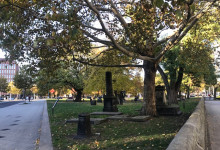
[[47, 98, 200, 150]]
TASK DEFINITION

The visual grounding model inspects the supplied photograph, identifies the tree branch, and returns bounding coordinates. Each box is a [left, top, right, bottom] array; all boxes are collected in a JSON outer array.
[[92, 48, 115, 59], [91, 45, 109, 49], [157, 65, 170, 93], [71, 0, 88, 6], [0, 4, 10, 9], [153, 34, 174, 48], [82, 24, 103, 32], [82, 30, 113, 46], [72, 57, 143, 68], [155, 0, 217, 62], [175, 67, 184, 91], [109, 0, 129, 30], [4, 0, 26, 10], [84, 0, 155, 62]]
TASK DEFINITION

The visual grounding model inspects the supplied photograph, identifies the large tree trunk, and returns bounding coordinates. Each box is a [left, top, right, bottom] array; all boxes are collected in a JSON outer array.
[[75, 89, 82, 102], [168, 88, 178, 104], [158, 66, 183, 104], [140, 60, 157, 116], [186, 86, 190, 99]]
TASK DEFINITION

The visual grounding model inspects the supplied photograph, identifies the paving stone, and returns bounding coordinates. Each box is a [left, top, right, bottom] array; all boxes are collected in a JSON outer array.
[[90, 112, 122, 116], [65, 118, 107, 125], [107, 115, 130, 120], [130, 116, 151, 122]]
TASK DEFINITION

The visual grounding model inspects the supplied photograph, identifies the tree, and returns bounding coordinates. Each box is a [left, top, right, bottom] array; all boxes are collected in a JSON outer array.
[[158, 42, 214, 104], [30, 85, 38, 99], [0, 0, 218, 116], [13, 66, 33, 100], [57, 63, 86, 102], [35, 61, 86, 101], [158, 5, 219, 104], [84, 66, 135, 95], [128, 72, 144, 97], [8, 82, 21, 99], [0, 77, 8, 96]]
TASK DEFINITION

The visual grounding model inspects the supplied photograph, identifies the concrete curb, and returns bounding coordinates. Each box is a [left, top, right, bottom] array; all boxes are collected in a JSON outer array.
[[167, 99, 206, 150], [39, 100, 53, 150]]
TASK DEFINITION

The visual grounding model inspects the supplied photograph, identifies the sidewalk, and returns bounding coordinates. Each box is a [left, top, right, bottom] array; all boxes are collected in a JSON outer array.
[[205, 100, 220, 150], [0, 99, 53, 150]]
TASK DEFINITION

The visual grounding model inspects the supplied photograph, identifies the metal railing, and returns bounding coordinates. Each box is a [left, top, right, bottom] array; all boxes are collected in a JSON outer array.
[[52, 98, 60, 116]]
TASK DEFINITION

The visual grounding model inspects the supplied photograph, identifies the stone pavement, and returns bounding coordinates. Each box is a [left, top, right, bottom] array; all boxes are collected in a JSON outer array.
[[0, 100, 53, 150], [205, 99, 220, 150]]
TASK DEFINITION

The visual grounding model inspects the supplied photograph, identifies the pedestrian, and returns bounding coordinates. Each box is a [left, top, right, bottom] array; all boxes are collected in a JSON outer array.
[[28, 96, 31, 102]]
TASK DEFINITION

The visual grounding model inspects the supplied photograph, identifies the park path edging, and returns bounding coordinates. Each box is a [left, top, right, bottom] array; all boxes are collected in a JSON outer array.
[[167, 98, 207, 150], [39, 100, 53, 150]]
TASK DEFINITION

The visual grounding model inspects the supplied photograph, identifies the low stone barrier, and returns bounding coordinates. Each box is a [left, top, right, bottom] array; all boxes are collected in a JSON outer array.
[[167, 99, 207, 150]]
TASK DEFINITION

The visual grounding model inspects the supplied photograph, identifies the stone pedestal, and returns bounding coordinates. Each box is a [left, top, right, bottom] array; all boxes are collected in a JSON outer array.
[[103, 95, 118, 112], [90, 100, 96, 105], [76, 113, 91, 138], [155, 86, 182, 116], [103, 72, 118, 112]]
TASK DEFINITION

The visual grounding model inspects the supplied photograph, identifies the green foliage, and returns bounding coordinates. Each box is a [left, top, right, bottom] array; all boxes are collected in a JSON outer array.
[[204, 63, 217, 85], [155, 73, 164, 86], [0, 77, 8, 93], [1, 0, 218, 115], [13, 66, 33, 91], [84, 66, 134, 95], [36, 61, 87, 98], [162, 46, 182, 84]]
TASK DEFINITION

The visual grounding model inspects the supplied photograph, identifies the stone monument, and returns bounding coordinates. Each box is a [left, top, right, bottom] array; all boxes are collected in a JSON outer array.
[[103, 72, 118, 112], [155, 85, 167, 106], [155, 85, 181, 115], [119, 91, 125, 105]]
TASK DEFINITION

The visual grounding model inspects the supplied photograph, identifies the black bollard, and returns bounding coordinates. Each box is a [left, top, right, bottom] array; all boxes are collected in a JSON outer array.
[[76, 113, 91, 138]]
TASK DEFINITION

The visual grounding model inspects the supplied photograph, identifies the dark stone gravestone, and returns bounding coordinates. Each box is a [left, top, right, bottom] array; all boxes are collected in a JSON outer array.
[[89, 97, 96, 105], [114, 91, 120, 105], [103, 72, 118, 112], [76, 113, 91, 138], [155, 86, 166, 106], [134, 95, 139, 102], [155, 85, 182, 115], [119, 91, 125, 105], [90, 100, 97, 105], [97, 96, 102, 103]]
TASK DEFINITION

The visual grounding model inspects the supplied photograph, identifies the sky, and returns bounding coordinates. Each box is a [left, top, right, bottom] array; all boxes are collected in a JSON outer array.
[[0, 49, 5, 58]]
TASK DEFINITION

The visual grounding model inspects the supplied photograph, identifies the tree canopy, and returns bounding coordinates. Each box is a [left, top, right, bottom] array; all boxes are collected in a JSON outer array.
[[0, 77, 8, 94], [13, 66, 33, 97], [0, 0, 219, 116]]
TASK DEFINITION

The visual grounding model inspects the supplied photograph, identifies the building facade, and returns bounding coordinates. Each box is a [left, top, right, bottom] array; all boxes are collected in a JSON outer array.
[[0, 58, 19, 83]]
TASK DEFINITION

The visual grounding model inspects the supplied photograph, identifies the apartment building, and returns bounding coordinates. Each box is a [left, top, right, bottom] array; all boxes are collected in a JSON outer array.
[[0, 58, 19, 83]]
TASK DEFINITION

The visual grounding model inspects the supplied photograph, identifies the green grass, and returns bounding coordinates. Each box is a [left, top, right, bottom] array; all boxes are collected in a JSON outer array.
[[47, 97, 143, 102], [47, 98, 200, 150]]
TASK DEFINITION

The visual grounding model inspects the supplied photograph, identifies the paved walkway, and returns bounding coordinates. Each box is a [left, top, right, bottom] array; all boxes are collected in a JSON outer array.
[[205, 99, 220, 150], [0, 100, 53, 150]]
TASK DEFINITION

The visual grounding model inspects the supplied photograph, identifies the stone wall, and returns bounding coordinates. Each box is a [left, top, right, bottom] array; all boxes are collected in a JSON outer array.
[[167, 99, 207, 150]]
